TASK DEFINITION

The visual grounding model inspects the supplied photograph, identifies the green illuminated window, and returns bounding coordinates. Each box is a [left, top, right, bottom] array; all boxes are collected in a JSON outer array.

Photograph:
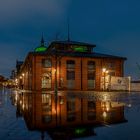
[[72, 46, 88, 52]]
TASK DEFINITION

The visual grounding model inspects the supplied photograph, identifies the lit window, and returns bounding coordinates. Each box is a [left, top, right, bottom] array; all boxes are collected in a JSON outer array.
[[42, 72, 52, 89], [42, 94, 51, 104]]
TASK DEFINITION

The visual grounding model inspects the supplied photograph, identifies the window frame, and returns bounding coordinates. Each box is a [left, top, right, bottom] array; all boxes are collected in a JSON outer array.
[[42, 59, 52, 68]]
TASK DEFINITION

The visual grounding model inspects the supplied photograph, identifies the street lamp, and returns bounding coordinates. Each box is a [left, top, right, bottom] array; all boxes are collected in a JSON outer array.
[[102, 68, 109, 91]]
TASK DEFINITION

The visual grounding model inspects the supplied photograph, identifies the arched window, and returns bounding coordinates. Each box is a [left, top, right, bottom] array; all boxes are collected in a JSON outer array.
[[42, 72, 52, 89]]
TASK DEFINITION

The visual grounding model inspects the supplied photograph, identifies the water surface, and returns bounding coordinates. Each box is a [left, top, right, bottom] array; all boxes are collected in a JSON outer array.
[[0, 89, 140, 140]]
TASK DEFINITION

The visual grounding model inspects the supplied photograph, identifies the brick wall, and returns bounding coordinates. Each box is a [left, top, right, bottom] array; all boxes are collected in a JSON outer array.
[[19, 54, 124, 91]]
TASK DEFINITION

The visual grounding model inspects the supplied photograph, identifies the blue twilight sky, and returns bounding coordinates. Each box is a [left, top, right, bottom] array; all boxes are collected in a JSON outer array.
[[0, 0, 140, 79]]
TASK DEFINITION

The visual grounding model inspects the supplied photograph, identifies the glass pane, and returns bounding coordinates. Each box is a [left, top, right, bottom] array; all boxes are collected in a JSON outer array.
[[88, 61, 95, 69], [42, 72, 52, 88], [42, 59, 52, 68], [67, 99, 76, 122], [67, 80, 75, 89], [67, 100, 75, 111], [67, 60, 75, 69], [88, 80, 95, 89], [88, 71, 95, 80], [42, 115, 52, 123], [42, 94, 51, 104], [67, 71, 75, 80], [88, 101, 96, 110]]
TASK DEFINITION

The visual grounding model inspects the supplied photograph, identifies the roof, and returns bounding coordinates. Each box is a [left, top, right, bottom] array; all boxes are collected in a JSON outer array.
[[47, 40, 96, 49], [30, 51, 127, 60], [53, 40, 96, 46], [55, 51, 127, 60]]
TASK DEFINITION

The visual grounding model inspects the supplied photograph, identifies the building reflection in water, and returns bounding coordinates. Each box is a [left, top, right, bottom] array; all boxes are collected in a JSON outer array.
[[12, 91, 127, 140]]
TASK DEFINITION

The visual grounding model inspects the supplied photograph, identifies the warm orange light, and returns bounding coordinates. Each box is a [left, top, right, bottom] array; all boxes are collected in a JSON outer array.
[[102, 68, 106, 73], [15, 78, 17, 81], [106, 70, 109, 74], [102, 68, 109, 74], [106, 107, 110, 111], [103, 111, 107, 118], [53, 68, 56, 73]]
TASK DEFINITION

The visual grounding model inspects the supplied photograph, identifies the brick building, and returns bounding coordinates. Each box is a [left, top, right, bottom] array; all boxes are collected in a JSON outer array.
[[16, 38, 126, 91]]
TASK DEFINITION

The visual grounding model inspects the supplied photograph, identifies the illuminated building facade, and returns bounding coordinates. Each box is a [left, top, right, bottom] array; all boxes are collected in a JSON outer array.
[[16, 38, 126, 91]]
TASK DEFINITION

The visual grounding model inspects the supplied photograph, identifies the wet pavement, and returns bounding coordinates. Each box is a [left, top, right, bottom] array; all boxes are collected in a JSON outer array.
[[0, 89, 51, 140], [0, 89, 140, 140]]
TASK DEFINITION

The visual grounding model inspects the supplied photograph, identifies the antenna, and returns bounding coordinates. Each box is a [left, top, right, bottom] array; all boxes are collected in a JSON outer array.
[[41, 32, 45, 45], [67, 15, 70, 41]]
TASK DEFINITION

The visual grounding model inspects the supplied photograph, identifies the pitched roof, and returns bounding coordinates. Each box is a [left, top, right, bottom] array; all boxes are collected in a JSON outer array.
[[55, 51, 127, 60], [50, 40, 96, 47], [30, 50, 127, 60]]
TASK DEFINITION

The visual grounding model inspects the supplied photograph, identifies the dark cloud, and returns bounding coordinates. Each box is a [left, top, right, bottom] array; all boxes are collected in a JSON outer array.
[[0, 0, 140, 79], [0, 0, 70, 20], [0, 0, 71, 77]]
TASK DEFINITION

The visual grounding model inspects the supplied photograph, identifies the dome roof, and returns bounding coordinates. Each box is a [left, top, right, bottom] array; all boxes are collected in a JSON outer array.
[[34, 36, 47, 52], [35, 45, 47, 52]]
